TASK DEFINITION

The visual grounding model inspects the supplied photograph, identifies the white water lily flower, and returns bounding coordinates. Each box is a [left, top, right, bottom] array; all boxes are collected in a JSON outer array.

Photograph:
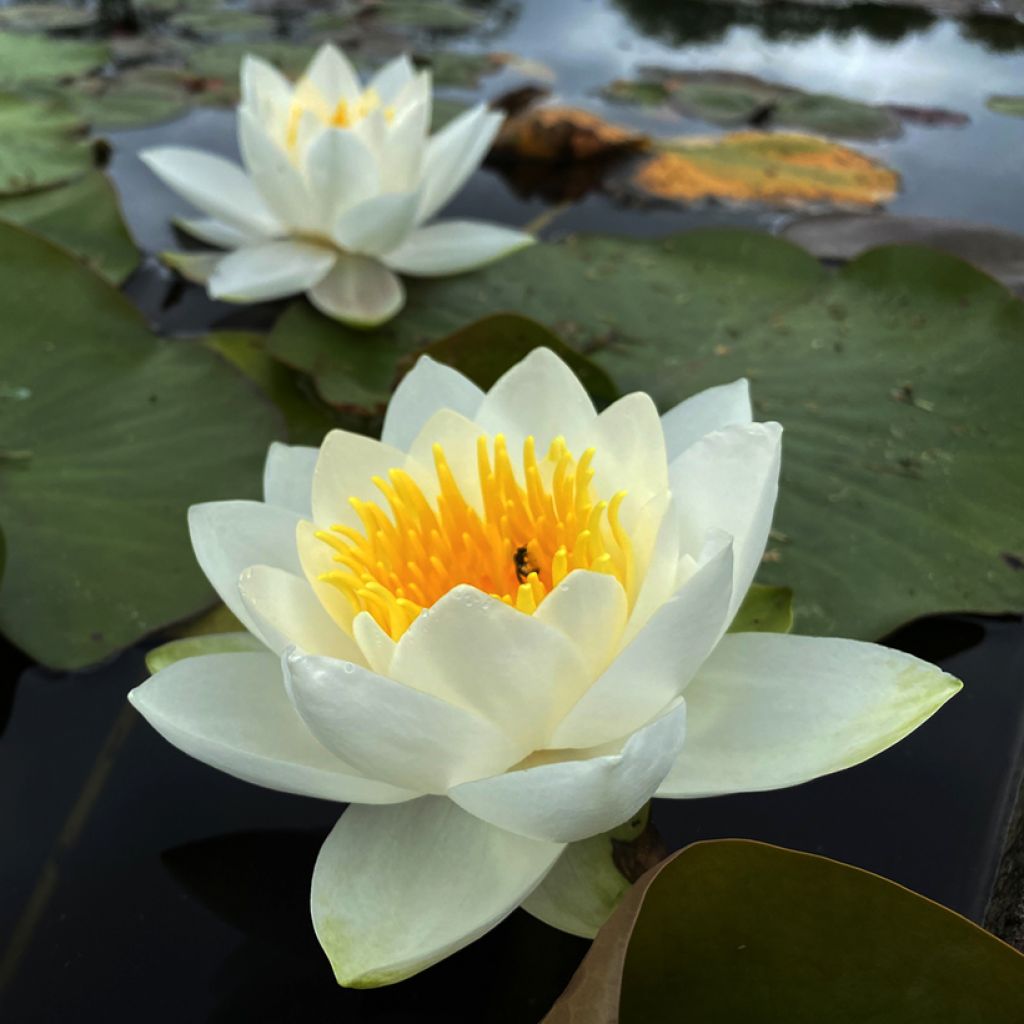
[[139, 45, 532, 326], [129, 349, 960, 986]]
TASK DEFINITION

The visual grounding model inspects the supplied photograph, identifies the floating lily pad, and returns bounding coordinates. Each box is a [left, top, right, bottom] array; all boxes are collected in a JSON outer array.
[[418, 51, 501, 88], [0, 92, 97, 195], [987, 94, 1024, 117], [729, 583, 794, 633], [0, 223, 284, 669], [369, 1, 487, 31], [0, 31, 108, 87], [268, 230, 1024, 639], [188, 41, 315, 103], [0, 171, 139, 284], [171, 9, 276, 38], [0, 4, 97, 32], [629, 132, 899, 208], [67, 69, 193, 130], [781, 213, 1024, 295], [545, 840, 1024, 1023]]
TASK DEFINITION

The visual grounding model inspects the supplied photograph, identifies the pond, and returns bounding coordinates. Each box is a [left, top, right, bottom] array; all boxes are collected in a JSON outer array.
[[2, 0, 1024, 1020]]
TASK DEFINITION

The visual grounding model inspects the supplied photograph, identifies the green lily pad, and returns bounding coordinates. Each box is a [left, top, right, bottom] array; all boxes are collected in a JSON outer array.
[[729, 583, 793, 634], [0, 92, 97, 195], [146, 631, 264, 674], [188, 41, 315, 104], [0, 171, 139, 284], [0, 31, 108, 87], [418, 51, 499, 88], [370, 1, 487, 31], [605, 70, 902, 140], [67, 69, 193, 130], [0, 223, 284, 669], [0, 4, 97, 32], [267, 230, 1024, 640], [171, 9, 275, 38], [986, 94, 1024, 118], [546, 840, 1024, 1022]]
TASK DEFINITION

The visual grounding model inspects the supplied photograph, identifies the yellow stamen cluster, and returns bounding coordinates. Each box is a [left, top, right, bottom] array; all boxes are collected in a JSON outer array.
[[285, 87, 395, 150], [317, 435, 633, 640]]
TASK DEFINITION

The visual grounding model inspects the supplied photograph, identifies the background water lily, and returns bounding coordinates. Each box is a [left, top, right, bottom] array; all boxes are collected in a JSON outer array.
[[128, 348, 960, 987], [139, 45, 533, 326]]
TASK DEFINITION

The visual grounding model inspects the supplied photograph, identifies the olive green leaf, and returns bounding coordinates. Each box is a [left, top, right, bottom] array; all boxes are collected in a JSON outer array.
[[545, 840, 1024, 1023], [0, 223, 284, 669], [986, 94, 1024, 118], [729, 583, 793, 634], [0, 31, 108, 87], [0, 170, 139, 284]]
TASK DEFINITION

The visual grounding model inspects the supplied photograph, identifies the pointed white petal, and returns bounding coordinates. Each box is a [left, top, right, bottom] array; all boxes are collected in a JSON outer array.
[[140, 147, 283, 236], [188, 500, 302, 642], [303, 43, 361, 105], [474, 346, 597, 457], [380, 355, 484, 452], [551, 537, 732, 749], [658, 632, 962, 798], [284, 650, 529, 792], [331, 191, 419, 256], [305, 127, 380, 223], [173, 215, 257, 249], [451, 700, 686, 843], [129, 652, 416, 803], [352, 612, 396, 676], [660, 379, 753, 460], [311, 798, 563, 987], [389, 586, 590, 748], [238, 108, 316, 232], [669, 421, 782, 620], [239, 566, 361, 661], [263, 441, 318, 515], [368, 54, 416, 103], [382, 219, 533, 277], [417, 105, 503, 223], [379, 97, 430, 192], [240, 53, 292, 116], [208, 241, 336, 302], [307, 254, 405, 327]]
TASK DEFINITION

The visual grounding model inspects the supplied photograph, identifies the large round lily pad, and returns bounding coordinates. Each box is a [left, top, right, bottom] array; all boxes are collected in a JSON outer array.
[[0, 92, 96, 195], [0, 31, 108, 87], [268, 230, 1024, 640], [0, 223, 284, 669], [0, 170, 139, 284]]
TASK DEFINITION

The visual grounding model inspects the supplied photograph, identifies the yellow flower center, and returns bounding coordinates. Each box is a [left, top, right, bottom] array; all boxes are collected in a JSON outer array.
[[317, 435, 634, 641], [285, 86, 395, 150]]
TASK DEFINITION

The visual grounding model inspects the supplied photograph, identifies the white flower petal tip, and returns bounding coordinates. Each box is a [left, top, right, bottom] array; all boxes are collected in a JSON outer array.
[[382, 221, 534, 277], [657, 633, 962, 799], [307, 255, 405, 327], [660, 378, 753, 458], [311, 799, 563, 987]]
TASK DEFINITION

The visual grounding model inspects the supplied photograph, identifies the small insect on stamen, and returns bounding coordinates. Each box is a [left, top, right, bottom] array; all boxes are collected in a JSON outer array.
[[513, 545, 538, 584]]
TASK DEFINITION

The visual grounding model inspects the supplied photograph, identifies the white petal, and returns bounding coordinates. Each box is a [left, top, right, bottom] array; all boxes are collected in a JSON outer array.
[[308, 254, 405, 327], [532, 570, 629, 680], [417, 104, 503, 223], [188, 500, 302, 642], [381, 220, 533, 277], [404, 407, 482, 512], [368, 54, 416, 103], [658, 632, 962, 798], [380, 355, 484, 452], [302, 43, 361, 106], [474, 346, 597, 457], [297, 519, 358, 634], [620, 493, 680, 646], [451, 700, 687, 843], [390, 68, 431, 121], [140, 146, 282, 237], [173, 215, 257, 249], [208, 240, 336, 303], [331, 191, 420, 257], [240, 54, 292, 119], [263, 441, 318, 515], [353, 611, 396, 676], [129, 652, 416, 803], [389, 586, 590, 748], [311, 428, 409, 530], [669, 421, 782, 621], [588, 391, 669, 511], [238, 108, 316, 233], [660, 379, 752, 460], [284, 650, 529, 792], [305, 128, 380, 224], [239, 566, 361, 661], [550, 537, 733, 749], [311, 798, 563, 987], [379, 97, 430, 192]]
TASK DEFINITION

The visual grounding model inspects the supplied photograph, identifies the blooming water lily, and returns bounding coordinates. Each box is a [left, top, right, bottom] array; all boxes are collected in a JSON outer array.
[[129, 349, 960, 986], [140, 45, 532, 326]]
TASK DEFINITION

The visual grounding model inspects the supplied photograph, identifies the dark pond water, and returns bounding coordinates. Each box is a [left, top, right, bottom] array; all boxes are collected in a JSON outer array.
[[4, 0, 1024, 1020]]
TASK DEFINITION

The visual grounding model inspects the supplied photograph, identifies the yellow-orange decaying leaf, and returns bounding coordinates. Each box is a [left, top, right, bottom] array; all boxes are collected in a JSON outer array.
[[492, 105, 649, 162]]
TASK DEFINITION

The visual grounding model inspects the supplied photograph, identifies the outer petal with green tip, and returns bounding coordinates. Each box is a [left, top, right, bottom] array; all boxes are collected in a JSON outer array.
[[311, 797, 563, 987], [657, 632, 962, 798]]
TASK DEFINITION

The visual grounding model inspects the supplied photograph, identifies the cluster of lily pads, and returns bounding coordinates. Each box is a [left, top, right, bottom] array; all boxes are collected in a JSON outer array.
[[1, 0, 1024, 1016]]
